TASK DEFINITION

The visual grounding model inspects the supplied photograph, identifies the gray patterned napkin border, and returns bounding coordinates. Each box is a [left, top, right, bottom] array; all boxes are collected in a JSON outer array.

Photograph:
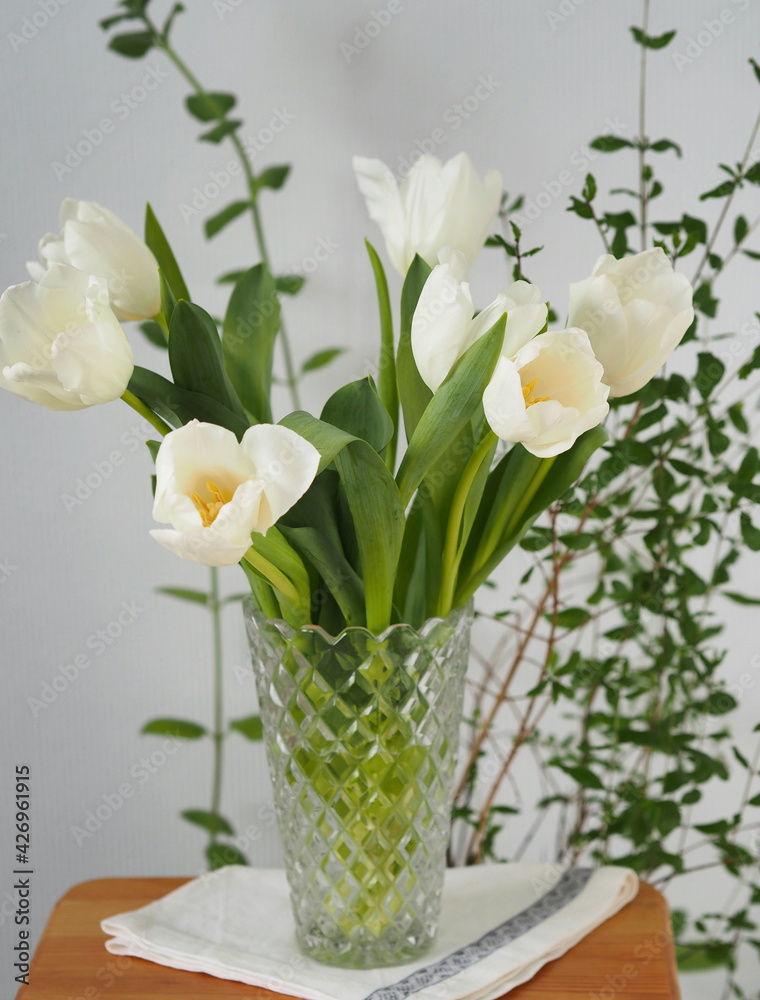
[[363, 867, 595, 1000]]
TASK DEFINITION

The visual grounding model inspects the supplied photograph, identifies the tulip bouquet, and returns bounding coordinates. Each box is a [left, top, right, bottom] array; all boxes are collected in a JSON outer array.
[[0, 160, 693, 638]]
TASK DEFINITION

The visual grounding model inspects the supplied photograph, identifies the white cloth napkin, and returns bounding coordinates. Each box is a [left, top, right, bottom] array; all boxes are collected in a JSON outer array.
[[102, 863, 638, 1000]]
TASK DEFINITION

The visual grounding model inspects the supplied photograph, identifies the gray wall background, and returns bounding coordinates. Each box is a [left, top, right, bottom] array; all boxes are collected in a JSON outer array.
[[1, 1, 759, 996]]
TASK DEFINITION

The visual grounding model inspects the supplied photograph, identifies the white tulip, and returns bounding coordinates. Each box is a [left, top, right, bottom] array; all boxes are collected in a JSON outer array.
[[27, 199, 161, 321], [483, 329, 609, 458], [353, 153, 502, 275], [150, 420, 320, 567], [567, 248, 694, 398], [411, 248, 547, 393], [0, 264, 134, 411]]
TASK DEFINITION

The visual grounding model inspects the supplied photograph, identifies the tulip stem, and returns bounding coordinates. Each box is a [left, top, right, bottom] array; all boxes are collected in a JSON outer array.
[[437, 431, 497, 618], [143, 16, 302, 412], [208, 567, 225, 849], [243, 547, 300, 607], [120, 390, 173, 437]]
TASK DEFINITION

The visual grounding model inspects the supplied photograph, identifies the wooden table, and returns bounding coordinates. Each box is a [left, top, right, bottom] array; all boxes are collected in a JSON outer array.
[[16, 877, 680, 999]]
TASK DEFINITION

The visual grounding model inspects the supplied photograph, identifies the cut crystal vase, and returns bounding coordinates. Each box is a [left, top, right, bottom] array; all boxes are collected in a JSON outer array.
[[243, 600, 473, 968]]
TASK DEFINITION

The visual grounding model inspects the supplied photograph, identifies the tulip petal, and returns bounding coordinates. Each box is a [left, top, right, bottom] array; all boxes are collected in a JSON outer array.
[[149, 527, 253, 568], [353, 157, 407, 274], [240, 423, 321, 530], [411, 251, 476, 392]]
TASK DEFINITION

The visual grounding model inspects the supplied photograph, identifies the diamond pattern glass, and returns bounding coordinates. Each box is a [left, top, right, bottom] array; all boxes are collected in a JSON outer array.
[[244, 601, 472, 968]]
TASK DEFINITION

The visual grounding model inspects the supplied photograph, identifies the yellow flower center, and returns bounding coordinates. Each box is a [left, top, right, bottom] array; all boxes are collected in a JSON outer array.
[[522, 377, 549, 408], [191, 481, 228, 527]]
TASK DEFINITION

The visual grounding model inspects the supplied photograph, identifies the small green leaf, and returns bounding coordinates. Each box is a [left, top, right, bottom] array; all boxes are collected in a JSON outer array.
[[700, 180, 736, 200], [630, 26, 676, 49], [556, 764, 605, 790], [740, 512, 760, 551], [253, 165, 291, 194], [185, 91, 237, 122], [182, 809, 234, 835], [695, 352, 725, 398], [229, 715, 264, 741], [649, 138, 682, 157], [200, 120, 242, 144], [108, 31, 153, 58], [206, 843, 248, 869], [275, 274, 306, 295], [205, 200, 251, 239], [553, 607, 592, 629], [155, 586, 210, 606], [589, 135, 634, 152], [142, 718, 206, 739], [676, 942, 734, 971], [301, 348, 345, 373]]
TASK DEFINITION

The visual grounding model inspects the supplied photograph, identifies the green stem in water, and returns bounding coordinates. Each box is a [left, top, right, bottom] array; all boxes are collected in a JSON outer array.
[[208, 567, 224, 847], [437, 431, 497, 618], [120, 390, 173, 437], [142, 16, 301, 411], [243, 546, 300, 607]]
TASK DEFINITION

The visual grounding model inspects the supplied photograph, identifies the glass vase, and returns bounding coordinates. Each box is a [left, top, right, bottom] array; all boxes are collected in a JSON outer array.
[[243, 600, 472, 969]]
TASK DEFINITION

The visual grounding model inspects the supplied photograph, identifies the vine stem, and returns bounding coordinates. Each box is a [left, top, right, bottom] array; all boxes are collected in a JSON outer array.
[[638, 0, 650, 251], [208, 567, 224, 848], [143, 16, 301, 411], [692, 106, 760, 287]]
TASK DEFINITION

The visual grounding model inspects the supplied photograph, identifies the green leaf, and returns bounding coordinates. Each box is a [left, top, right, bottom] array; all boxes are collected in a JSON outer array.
[[366, 240, 398, 470], [253, 165, 291, 194], [700, 179, 736, 200], [185, 91, 237, 122], [126, 366, 249, 437], [280, 471, 366, 625], [229, 715, 264, 740], [555, 764, 605, 790], [169, 301, 247, 423], [321, 377, 393, 455], [630, 26, 676, 49], [301, 347, 345, 373], [155, 587, 209, 606], [553, 607, 592, 629], [396, 315, 506, 506], [108, 31, 153, 58], [278, 413, 404, 631], [182, 809, 234, 835], [206, 843, 248, 869], [649, 138, 682, 157], [139, 320, 167, 349], [588, 135, 634, 152], [740, 512, 760, 551], [734, 215, 749, 245], [457, 427, 607, 605], [676, 942, 734, 971], [222, 263, 280, 423], [205, 200, 251, 239], [275, 274, 306, 296], [723, 591, 760, 606], [142, 718, 206, 739], [145, 204, 190, 304], [695, 352, 725, 398], [396, 255, 433, 440], [200, 120, 242, 144]]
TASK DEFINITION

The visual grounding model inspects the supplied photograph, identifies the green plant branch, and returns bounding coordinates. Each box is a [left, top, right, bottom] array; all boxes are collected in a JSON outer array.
[[637, 0, 651, 251], [208, 566, 224, 846], [141, 13, 301, 411], [120, 389, 173, 436]]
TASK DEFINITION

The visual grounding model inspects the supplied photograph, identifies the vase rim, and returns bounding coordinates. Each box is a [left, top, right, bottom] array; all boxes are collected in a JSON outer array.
[[241, 596, 473, 645]]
